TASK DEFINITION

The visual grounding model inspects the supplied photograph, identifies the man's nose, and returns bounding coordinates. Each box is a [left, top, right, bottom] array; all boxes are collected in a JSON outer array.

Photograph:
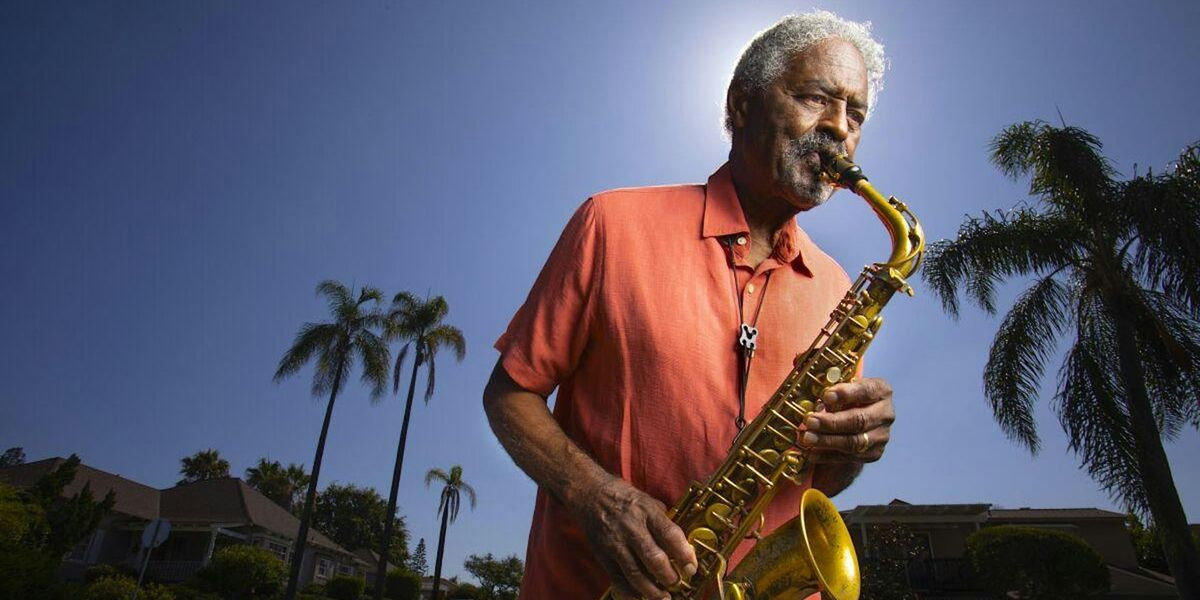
[[817, 102, 850, 144]]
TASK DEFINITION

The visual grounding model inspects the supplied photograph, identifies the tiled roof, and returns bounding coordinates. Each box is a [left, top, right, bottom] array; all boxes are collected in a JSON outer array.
[[0, 458, 160, 520], [989, 507, 1126, 520], [162, 477, 348, 555], [843, 502, 991, 518]]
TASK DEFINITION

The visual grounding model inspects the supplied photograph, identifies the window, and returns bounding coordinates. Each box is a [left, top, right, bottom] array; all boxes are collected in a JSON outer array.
[[266, 541, 289, 562], [317, 558, 332, 578], [337, 563, 352, 575]]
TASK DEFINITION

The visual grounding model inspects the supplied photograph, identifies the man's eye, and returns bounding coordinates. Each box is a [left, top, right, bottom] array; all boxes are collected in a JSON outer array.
[[849, 111, 866, 125], [797, 94, 828, 107]]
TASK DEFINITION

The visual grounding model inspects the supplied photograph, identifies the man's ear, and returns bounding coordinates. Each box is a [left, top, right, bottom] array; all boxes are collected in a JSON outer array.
[[726, 86, 751, 131]]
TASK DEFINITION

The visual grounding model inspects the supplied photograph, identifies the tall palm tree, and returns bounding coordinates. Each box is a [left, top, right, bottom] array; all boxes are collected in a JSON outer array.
[[922, 122, 1200, 596], [177, 449, 230, 485], [426, 465, 476, 600], [373, 292, 466, 600], [274, 280, 391, 600]]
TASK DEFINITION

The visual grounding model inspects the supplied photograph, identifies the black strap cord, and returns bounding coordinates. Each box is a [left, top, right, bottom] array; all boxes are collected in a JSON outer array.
[[722, 236, 773, 431]]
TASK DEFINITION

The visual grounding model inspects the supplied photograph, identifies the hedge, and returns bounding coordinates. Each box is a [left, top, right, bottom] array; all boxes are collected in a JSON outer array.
[[966, 526, 1109, 599]]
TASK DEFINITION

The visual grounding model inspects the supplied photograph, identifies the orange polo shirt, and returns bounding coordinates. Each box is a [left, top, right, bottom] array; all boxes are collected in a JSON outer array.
[[495, 163, 852, 599]]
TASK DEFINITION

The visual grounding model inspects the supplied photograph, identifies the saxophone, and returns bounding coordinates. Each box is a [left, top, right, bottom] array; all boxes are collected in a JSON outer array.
[[603, 154, 925, 600]]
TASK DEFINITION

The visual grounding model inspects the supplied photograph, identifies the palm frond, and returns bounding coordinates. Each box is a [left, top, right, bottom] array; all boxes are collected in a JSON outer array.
[[990, 121, 1117, 214], [922, 209, 1078, 317], [983, 275, 1070, 453], [274, 323, 340, 381], [1055, 291, 1149, 516], [1125, 143, 1200, 316], [424, 353, 437, 403], [392, 342, 411, 394], [1127, 288, 1200, 436], [427, 326, 467, 362], [355, 329, 391, 400], [424, 468, 450, 487]]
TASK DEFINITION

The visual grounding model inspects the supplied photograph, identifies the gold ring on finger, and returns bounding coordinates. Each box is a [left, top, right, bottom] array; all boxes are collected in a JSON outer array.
[[858, 432, 871, 454]]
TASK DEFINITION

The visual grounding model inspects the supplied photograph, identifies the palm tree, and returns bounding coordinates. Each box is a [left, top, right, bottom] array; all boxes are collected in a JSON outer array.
[[425, 465, 476, 600], [922, 122, 1200, 596], [285, 463, 312, 513], [373, 292, 466, 600], [177, 449, 230, 485], [245, 458, 310, 512], [274, 280, 391, 600]]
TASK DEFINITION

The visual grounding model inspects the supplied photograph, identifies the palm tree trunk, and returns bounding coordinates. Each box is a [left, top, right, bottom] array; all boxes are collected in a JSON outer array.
[[1113, 311, 1200, 599], [283, 373, 342, 600], [432, 505, 450, 600], [374, 354, 423, 600]]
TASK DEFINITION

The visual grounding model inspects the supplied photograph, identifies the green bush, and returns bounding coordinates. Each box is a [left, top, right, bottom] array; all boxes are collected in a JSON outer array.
[[447, 583, 484, 599], [82, 576, 175, 600], [300, 582, 327, 596], [966, 526, 1109, 599], [385, 568, 421, 600], [84, 563, 139, 584], [195, 544, 285, 599], [324, 575, 364, 600], [169, 584, 223, 600]]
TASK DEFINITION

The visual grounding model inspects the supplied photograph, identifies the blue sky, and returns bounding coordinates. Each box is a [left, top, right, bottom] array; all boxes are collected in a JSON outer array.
[[2, 0, 1198, 582]]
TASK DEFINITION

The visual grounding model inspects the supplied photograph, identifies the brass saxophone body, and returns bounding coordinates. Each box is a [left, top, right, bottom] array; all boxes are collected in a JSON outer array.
[[605, 155, 924, 600]]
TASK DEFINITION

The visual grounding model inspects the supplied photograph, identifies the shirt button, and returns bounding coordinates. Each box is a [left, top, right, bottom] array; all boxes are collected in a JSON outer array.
[[747, 283, 756, 294], [736, 236, 747, 246]]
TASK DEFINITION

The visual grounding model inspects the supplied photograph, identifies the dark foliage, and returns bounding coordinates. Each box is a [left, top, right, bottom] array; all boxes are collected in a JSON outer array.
[[966, 526, 1108, 599], [324, 575, 365, 600], [385, 568, 421, 600], [463, 553, 522, 600]]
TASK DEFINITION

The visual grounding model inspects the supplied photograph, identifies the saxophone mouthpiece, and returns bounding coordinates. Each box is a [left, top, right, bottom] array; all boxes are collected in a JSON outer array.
[[821, 154, 868, 189]]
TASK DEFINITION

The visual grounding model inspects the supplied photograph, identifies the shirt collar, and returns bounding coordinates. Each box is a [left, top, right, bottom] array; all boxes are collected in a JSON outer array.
[[702, 162, 813, 276]]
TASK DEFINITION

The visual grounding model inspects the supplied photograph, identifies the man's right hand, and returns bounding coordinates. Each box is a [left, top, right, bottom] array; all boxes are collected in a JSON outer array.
[[567, 475, 698, 600]]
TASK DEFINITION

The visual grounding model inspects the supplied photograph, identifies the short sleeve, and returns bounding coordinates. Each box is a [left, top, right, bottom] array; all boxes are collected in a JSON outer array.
[[494, 198, 604, 396]]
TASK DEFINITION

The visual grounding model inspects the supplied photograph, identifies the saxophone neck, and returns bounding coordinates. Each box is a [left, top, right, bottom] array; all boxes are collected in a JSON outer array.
[[822, 154, 926, 282]]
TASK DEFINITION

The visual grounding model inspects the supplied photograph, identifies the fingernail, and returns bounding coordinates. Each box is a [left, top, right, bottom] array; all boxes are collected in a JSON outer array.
[[804, 417, 819, 430], [684, 563, 697, 579], [801, 432, 818, 446], [823, 390, 837, 405]]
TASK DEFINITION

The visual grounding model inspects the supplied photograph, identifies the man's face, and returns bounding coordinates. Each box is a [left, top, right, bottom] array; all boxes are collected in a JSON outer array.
[[731, 38, 870, 211]]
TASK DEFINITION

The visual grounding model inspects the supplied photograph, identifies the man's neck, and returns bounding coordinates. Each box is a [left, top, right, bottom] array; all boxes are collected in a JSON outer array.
[[729, 157, 800, 247]]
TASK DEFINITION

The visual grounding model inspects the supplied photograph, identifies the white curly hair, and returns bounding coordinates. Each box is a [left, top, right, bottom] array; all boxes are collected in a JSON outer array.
[[725, 11, 887, 133]]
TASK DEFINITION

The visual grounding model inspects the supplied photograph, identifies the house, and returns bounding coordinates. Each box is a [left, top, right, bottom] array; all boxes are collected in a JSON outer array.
[[352, 548, 398, 590], [842, 499, 1181, 599], [0, 457, 360, 587], [420, 575, 456, 600]]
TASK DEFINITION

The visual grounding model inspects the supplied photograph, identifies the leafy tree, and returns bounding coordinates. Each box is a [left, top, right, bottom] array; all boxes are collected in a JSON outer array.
[[0, 458, 115, 599], [922, 123, 1200, 596], [860, 522, 919, 600], [463, 553, 522, 600], [177, 449, 230, 485], [374, 292, 466, 600], [384, 568, 421, 600], [407, 538, 428, 576], [27, 455, 116, 558], [245, 459, 310, 512], [274, 280, 390, 600], [196, 544, 285, 599], [311, 483, 408, 566], [0, 447, 25, 467], [426, 466, 476, 600], [447, 582, 485, 600], [967, 526, 1108, 599]]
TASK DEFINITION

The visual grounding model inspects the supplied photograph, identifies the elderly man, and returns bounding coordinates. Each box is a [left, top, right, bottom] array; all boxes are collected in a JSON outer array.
[[484, 11, 894, 600]]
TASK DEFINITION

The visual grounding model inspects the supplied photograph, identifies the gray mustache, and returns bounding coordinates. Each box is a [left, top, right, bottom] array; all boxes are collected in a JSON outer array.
[[788, 132, 847, 160]]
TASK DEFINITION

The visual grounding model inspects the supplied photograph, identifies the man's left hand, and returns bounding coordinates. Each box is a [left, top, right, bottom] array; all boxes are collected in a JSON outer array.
[[800, 377, 893, 463]]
